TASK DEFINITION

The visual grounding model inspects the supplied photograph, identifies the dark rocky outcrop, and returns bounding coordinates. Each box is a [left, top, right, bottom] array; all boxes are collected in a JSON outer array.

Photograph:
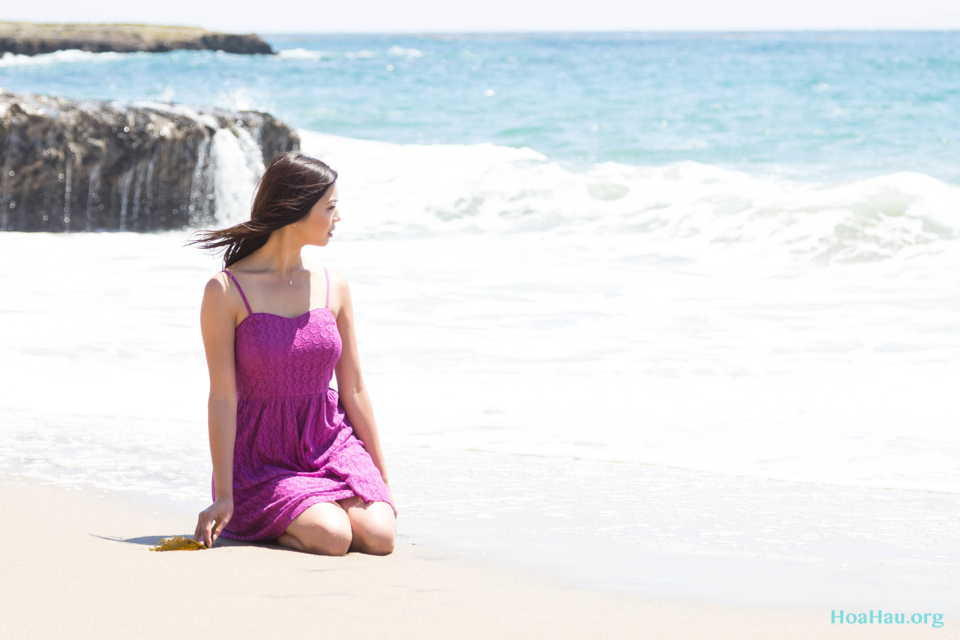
[[0, 89, 300, 232], [0, 22, 273, 56]]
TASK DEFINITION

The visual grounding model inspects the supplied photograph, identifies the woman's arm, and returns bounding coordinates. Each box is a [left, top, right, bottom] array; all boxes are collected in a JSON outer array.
[[194, 273, 240, 547], [332, 271, 395, 513]]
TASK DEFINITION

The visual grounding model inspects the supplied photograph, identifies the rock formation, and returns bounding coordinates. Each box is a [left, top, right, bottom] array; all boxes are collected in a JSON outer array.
[[0, 89, 300, 232], [0, 22, 273, 56]]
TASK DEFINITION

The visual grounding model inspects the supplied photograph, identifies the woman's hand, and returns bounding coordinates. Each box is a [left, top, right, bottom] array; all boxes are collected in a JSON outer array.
[[194, 495, 233, 548]]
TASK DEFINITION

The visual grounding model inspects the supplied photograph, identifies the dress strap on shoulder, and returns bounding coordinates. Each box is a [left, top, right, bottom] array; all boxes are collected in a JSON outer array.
[[221, 269, 253, 315], [323, 266, 330, 309]]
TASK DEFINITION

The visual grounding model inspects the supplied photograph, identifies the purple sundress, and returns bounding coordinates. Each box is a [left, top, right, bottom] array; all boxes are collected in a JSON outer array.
[[214, 266, 393, 541]]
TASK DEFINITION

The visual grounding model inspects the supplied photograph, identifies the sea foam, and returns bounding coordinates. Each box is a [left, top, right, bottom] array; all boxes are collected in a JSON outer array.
[[0, 49, 136, 67], [298, 130, 960, 265]]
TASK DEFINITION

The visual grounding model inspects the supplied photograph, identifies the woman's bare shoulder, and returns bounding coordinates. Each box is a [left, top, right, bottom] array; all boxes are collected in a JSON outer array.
[[204, 269, 231, 296], [202, 270, 240, 318], [312, 265, 351, 319], [306, 260, 348, 290], [326, 266, 348, 287]]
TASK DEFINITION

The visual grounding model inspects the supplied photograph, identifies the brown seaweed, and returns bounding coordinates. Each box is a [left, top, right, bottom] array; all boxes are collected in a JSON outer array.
[[149, 516, 222, 551], [149, 536, 206, 551]]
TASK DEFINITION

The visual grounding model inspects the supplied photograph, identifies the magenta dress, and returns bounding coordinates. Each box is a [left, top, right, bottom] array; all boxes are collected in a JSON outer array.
[[214, 267, 393, 542]]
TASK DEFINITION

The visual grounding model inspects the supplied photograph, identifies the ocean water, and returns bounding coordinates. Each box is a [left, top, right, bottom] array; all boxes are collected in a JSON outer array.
[[1, 32, 958, 606], [3, 32, 960, 182]]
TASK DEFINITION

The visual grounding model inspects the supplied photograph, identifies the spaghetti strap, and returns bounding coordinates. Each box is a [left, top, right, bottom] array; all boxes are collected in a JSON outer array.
[[221, 269, 253, 316], [323, 266, 330, 309]]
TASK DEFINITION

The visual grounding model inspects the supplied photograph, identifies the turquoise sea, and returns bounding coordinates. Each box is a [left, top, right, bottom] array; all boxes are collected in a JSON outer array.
[[2, 32, 959, 181]]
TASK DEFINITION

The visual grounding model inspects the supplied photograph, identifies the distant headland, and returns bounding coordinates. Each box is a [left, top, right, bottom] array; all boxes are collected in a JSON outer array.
[[0, 21, 273, 56]]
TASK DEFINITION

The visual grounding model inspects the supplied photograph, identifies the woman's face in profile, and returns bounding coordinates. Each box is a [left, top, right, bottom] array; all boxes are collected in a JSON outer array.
[[303, 182, 340, 246]]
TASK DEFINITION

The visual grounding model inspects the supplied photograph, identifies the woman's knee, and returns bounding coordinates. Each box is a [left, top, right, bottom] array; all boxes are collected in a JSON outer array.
[[286, 502, 353, 556], [351, 505, 396, 555], [362, 526, 395, 555]]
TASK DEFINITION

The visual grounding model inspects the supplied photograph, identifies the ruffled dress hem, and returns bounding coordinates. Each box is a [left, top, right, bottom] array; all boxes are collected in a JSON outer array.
[[219, 488, 394, 542]]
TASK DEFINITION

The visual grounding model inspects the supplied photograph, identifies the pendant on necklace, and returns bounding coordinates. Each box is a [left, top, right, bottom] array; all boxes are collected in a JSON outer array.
[[288, 280, 293, 285]]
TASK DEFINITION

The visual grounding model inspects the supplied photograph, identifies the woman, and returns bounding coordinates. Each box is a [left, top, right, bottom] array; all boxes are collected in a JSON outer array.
[[188, 152, 397, 556]]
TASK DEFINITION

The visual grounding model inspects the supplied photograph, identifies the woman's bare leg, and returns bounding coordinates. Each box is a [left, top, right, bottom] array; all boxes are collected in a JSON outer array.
[[337, 495, 396, 555], [277, 502, 353, 556]]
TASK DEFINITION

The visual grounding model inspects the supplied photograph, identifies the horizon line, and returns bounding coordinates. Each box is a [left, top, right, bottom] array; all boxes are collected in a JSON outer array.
[[258, 28, 960, 35], [3, 21, 960, 35]]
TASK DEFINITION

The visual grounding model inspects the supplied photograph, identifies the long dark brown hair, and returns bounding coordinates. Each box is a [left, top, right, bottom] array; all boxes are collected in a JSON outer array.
[[188, 152, 338, 268]]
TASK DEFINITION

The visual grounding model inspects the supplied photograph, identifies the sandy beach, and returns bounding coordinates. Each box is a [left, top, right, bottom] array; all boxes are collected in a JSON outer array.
[[1, 473, 952, 639]]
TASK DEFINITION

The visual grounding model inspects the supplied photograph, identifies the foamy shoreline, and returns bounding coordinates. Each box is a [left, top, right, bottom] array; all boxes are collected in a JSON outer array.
[[2, 231, 957, 495], [4, 472, 952, 640]]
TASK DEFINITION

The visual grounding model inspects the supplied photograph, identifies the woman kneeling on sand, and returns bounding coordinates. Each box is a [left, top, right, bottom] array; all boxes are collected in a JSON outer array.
[[188, 152, 397, 555]]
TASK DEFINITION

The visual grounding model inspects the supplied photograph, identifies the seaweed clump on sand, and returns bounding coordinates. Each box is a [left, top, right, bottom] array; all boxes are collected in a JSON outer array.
[[149, 536, 207, 551], [150, 516, 221, 551]]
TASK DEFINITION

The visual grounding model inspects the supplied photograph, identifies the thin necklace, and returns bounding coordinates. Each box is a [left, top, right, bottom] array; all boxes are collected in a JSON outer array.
[[258, 250, 302, 286]]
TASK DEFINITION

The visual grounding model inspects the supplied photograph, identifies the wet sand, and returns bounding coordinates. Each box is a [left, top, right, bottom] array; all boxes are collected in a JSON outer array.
[[1, 473, 950, 639]]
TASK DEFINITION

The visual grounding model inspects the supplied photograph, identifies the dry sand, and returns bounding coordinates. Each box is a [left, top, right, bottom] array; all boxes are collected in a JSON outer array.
[[0, 473, 951, 639]]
